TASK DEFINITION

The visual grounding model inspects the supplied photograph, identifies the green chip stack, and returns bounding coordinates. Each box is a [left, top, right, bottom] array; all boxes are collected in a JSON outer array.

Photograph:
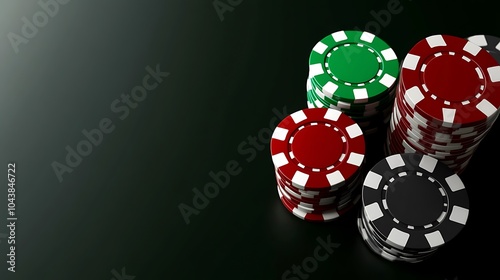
[[306, 30, 400, 135]]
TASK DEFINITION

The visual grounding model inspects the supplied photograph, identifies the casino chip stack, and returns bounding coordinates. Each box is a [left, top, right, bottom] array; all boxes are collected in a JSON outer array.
[[270, 108, 366, 222], [386, 34, 500, 174], [306, 30, 400, 135], [358, 153, 470, 263]]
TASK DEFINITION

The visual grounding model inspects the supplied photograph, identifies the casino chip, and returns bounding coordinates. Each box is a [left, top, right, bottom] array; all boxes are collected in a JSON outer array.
[[307, 30, 399, 135], [358, 153, 470, 263], [467, 34, 500, 64], [270, 108, 366, 222], [386, 34, 500, 174]]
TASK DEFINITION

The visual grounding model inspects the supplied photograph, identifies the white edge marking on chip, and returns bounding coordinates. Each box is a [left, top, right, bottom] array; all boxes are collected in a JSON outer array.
[[487, 66, 500, 82], [476, 99, 497, 118], [304, 190, 319, 196], [426, 34, 447, 48], [292, 208, 307, 219], [402, 54, 420, 70], [272, 153, 288, 168], [332, 31, 348, 42], [346, 123, 363, 138], [381, 251, 397, 261], [365, 202, 384, 221], [324, 108, 342, 121], [353, 88, 368, 101], [315, 87, 326, 99], [386, 154, 405, 169], [419, 155, 437, 173], [464, 41, 481, 56], [291, 110, 307, 124], [379, 74, 396, 88], [445, 174, 465, 192], [442, 108, 456, 125], [405, 86, 424, 108], [337, 100, 350, 109], [292, 170, 309, 187], [360, 225, 368, 240], [360, 31, 375, 43], [309, 63, 324, 77], [381, 48, 397, 61], [475, 67, 484, 79], [425, 231, 445, 248], [402, 140, 416, 152], [277, 184, 283, 198], [280, 187, 291, 200], [387, 228, 410, 248], [322, 81, 338, 97], [449, 205, 469, 225], [322, 209, 340, 220], [285, 186, 301, 200], [306, 78, 312, 90], [468, 35, 487, 46], [326, 170, 344, 186], [364, 171, 382, 190], [347, 152, 364, 167], [275, 170, 281, 180], [313, 41, 328, 55], [272, 127, 288, 141], [496, 41, 500, 52]]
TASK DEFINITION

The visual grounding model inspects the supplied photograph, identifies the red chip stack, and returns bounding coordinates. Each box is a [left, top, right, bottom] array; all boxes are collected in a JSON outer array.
[[385, 34, 500, 174]]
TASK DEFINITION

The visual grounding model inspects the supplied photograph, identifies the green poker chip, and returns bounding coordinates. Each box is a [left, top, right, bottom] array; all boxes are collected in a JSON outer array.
[[308, 75, 395, 114], [308, 30, 399, 104], [308, 78, 396, 114]]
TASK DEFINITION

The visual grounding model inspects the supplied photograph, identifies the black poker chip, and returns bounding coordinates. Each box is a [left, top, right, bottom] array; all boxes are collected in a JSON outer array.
[[358, 153, 470, 262]]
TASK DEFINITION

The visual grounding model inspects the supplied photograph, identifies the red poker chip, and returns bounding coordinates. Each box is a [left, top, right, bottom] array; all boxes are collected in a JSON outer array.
[[397, 68, 498, 136], [280, 183, 337, 202], [392, 101, 490, 145], [276, 167, 360, 196], [384, 141, 470, 176], [270, 108, 366, 190], [275, 169, 342, 199], [390, 125, 477, 159], [391, 101, 487, 153], [394, 121, 483, 156], [395, 83, 495, 134], [395, 89, 494, 135], [280, 190, 355, 214], [387, 126, 476, 162], [277, 176, 338, 203], [276, 168, 339, 195], [277, 173, 362, 209], [390, 110, 483, 153], [278, 184, 339, 210], [277, 184, 359, 222], [389, 119, 467, 154], [392, 116, 482, 149], [280, 175, 360, 204], [386, 49, 500, 175], [400, 34, 500, 128]]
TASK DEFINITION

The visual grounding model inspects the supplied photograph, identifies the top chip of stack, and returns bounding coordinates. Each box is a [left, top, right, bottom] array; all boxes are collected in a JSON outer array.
[[386, 34, 500, 174], [270, 108, 366, 222], [306, 30, 400, 135], [358, 153, 469, 263]]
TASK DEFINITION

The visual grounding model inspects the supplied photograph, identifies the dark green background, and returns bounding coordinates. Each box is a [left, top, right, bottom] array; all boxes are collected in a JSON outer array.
[[0, 0, 498, 279]]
